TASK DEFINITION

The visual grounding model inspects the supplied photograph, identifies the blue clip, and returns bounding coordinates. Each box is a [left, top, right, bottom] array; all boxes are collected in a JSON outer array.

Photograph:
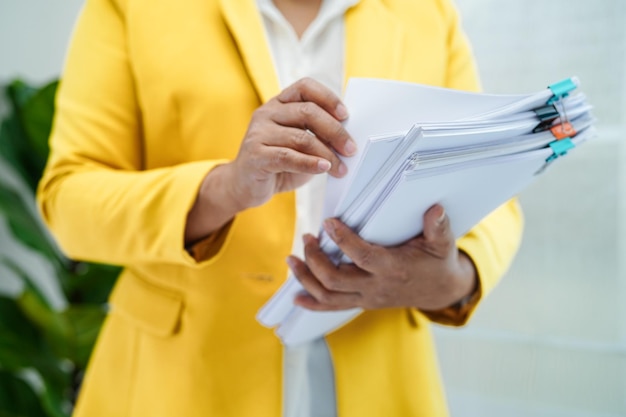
[[547, 78, 577, 105], [546, 138, 575, 163]]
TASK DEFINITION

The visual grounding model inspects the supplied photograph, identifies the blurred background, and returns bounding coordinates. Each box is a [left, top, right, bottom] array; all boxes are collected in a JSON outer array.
[[0, 0, 624, 416], [438, 1, 626, 416]]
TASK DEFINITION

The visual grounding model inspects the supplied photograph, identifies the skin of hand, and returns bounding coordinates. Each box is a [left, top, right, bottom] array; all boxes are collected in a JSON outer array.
[[185, 78, 357, 244], [287, 204, 478, 312]]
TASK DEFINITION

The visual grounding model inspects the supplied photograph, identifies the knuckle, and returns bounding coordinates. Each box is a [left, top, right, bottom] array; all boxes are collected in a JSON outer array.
[[316, 290, 333, 305], [298, 102, 316, 118], [320, 274, 338, 291], [274, 147, 291, 165], [293, 129, 313, 150], [354, 247, 375, 268], [333, 123, 348, 141]]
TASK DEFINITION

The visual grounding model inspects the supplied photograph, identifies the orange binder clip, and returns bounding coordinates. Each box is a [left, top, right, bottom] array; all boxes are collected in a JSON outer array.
[[550, 122, 576, 140]]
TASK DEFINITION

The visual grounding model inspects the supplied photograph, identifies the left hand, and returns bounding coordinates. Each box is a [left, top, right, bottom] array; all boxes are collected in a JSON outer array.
[[287, 204, 478, 311]]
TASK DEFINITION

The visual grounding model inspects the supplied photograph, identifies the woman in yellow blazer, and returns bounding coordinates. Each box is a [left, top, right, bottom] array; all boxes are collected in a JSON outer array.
[[37, 0, 523, 416]]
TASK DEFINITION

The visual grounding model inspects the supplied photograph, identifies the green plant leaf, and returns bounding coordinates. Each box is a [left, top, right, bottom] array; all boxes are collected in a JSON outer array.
[[64, 262, 120, 305], [17, 81, 57, 167], [0, 78, 113, 417], [6, 80, 38, 107], [0, 295, 49, 371], [0, 370, 48, 417], [1, 82, 39, 192], [40, 381, 71, 417], [0, 185, 63, 268], [60, 306, 106, 368], [0, 80, 58, 194], [0, 115, 35, 192], [0, 295, 72, 417]]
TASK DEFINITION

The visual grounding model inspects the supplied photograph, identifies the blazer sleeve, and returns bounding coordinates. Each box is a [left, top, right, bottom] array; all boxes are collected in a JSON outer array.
[[419, 0, 525, 326], [37, 0, 227, 267]]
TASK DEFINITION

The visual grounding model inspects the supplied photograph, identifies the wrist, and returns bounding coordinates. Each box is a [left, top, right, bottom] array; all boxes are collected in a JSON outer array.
[[185, 163, 243, 244], [202, 163, 249, 213], [448, 250, 479, 308]]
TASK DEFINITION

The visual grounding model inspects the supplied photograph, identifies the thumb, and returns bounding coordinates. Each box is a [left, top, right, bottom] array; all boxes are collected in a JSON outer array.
[[422, 204, 451, 243]]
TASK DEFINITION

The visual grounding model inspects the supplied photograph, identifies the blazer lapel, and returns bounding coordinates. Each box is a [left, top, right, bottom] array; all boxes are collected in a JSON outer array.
[[344, 0, 406, 84], [219, 0, 280, 103]]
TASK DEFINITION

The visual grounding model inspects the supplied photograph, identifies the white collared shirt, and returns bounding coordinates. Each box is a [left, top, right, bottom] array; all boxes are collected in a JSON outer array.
[[257, 1, 359, 416]]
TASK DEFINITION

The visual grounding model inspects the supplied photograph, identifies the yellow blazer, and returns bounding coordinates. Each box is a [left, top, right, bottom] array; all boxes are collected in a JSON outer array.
[[38, 0, 523, 415]]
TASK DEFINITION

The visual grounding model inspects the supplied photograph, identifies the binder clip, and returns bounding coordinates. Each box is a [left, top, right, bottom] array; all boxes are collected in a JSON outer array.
[[550, 122, 576, 140], [536, 97, 577, 174], [532, 104, 560, 133], [547, 78, 577, 105], [546, 137, 574, 163], [545, 102, 576, 164], [548, 83, 576, 141], [536, 136, 575, 175]]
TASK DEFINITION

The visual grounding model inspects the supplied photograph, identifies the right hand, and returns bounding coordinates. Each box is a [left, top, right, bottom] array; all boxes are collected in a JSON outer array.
[[223, 77, 357, 210], [185, 78, 356, 244]]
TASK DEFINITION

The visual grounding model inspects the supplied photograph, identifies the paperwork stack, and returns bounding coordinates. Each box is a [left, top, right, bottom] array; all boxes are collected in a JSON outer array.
[[258, 77, 597, 346]]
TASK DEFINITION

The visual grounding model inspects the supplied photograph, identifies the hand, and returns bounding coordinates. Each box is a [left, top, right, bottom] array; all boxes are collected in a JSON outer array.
[[185, 78, 356, 244], [222, 77, 357, 210], [287, 204, 478, 311]]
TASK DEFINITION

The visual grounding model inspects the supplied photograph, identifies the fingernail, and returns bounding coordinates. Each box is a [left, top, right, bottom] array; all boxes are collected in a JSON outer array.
[[318, 159, 331, 172], [437, 207, 446, 225], [302, 233, 316, 245], [286, 256, 296, 269], [337, 162, 348, 177], [335, 103, 349, 120], [344, 140, 357, 156], [323, 218, 337, 237]]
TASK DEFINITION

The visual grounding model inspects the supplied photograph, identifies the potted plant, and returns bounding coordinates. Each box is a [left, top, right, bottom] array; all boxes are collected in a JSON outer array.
[[0, 79, 120, 417]]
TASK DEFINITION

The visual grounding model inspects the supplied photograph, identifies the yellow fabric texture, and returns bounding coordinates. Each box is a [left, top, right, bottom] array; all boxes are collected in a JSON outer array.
[[37, 0, 523, 416]]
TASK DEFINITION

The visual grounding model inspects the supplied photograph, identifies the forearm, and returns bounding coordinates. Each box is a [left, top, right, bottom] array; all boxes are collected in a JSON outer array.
[[184, 163, 244, 244]]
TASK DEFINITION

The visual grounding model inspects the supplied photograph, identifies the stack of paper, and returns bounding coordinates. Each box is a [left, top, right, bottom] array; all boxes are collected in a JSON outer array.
[[257, 77, 597, 346]]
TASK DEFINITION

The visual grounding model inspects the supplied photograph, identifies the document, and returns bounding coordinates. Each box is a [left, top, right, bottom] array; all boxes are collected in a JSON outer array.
[[257, 77, 596, 346]]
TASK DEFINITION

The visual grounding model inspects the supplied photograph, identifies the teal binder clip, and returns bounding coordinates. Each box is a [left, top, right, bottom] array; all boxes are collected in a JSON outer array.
[[546, 137, 575, 163], [547, 78, 577, 105]]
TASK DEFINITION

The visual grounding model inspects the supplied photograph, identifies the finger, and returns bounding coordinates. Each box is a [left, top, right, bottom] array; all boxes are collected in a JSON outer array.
[[271, 101, 356, 158], [293, 293, 359, 312], [277, 77, 349, 122], [287, 255, 361, 310], [256, 145, 333, 175], [422, 204, 449, 241], [302, 234, 364, 293], [322, 218, 387, 272], [267, 126, 347, 178], [421, 204, 456, 255]]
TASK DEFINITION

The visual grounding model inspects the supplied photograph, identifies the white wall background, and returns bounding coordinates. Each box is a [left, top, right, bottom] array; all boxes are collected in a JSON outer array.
[[0, 0, 84, 83], [437, 1, 626, 416], [1, 0, 625, 416]]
